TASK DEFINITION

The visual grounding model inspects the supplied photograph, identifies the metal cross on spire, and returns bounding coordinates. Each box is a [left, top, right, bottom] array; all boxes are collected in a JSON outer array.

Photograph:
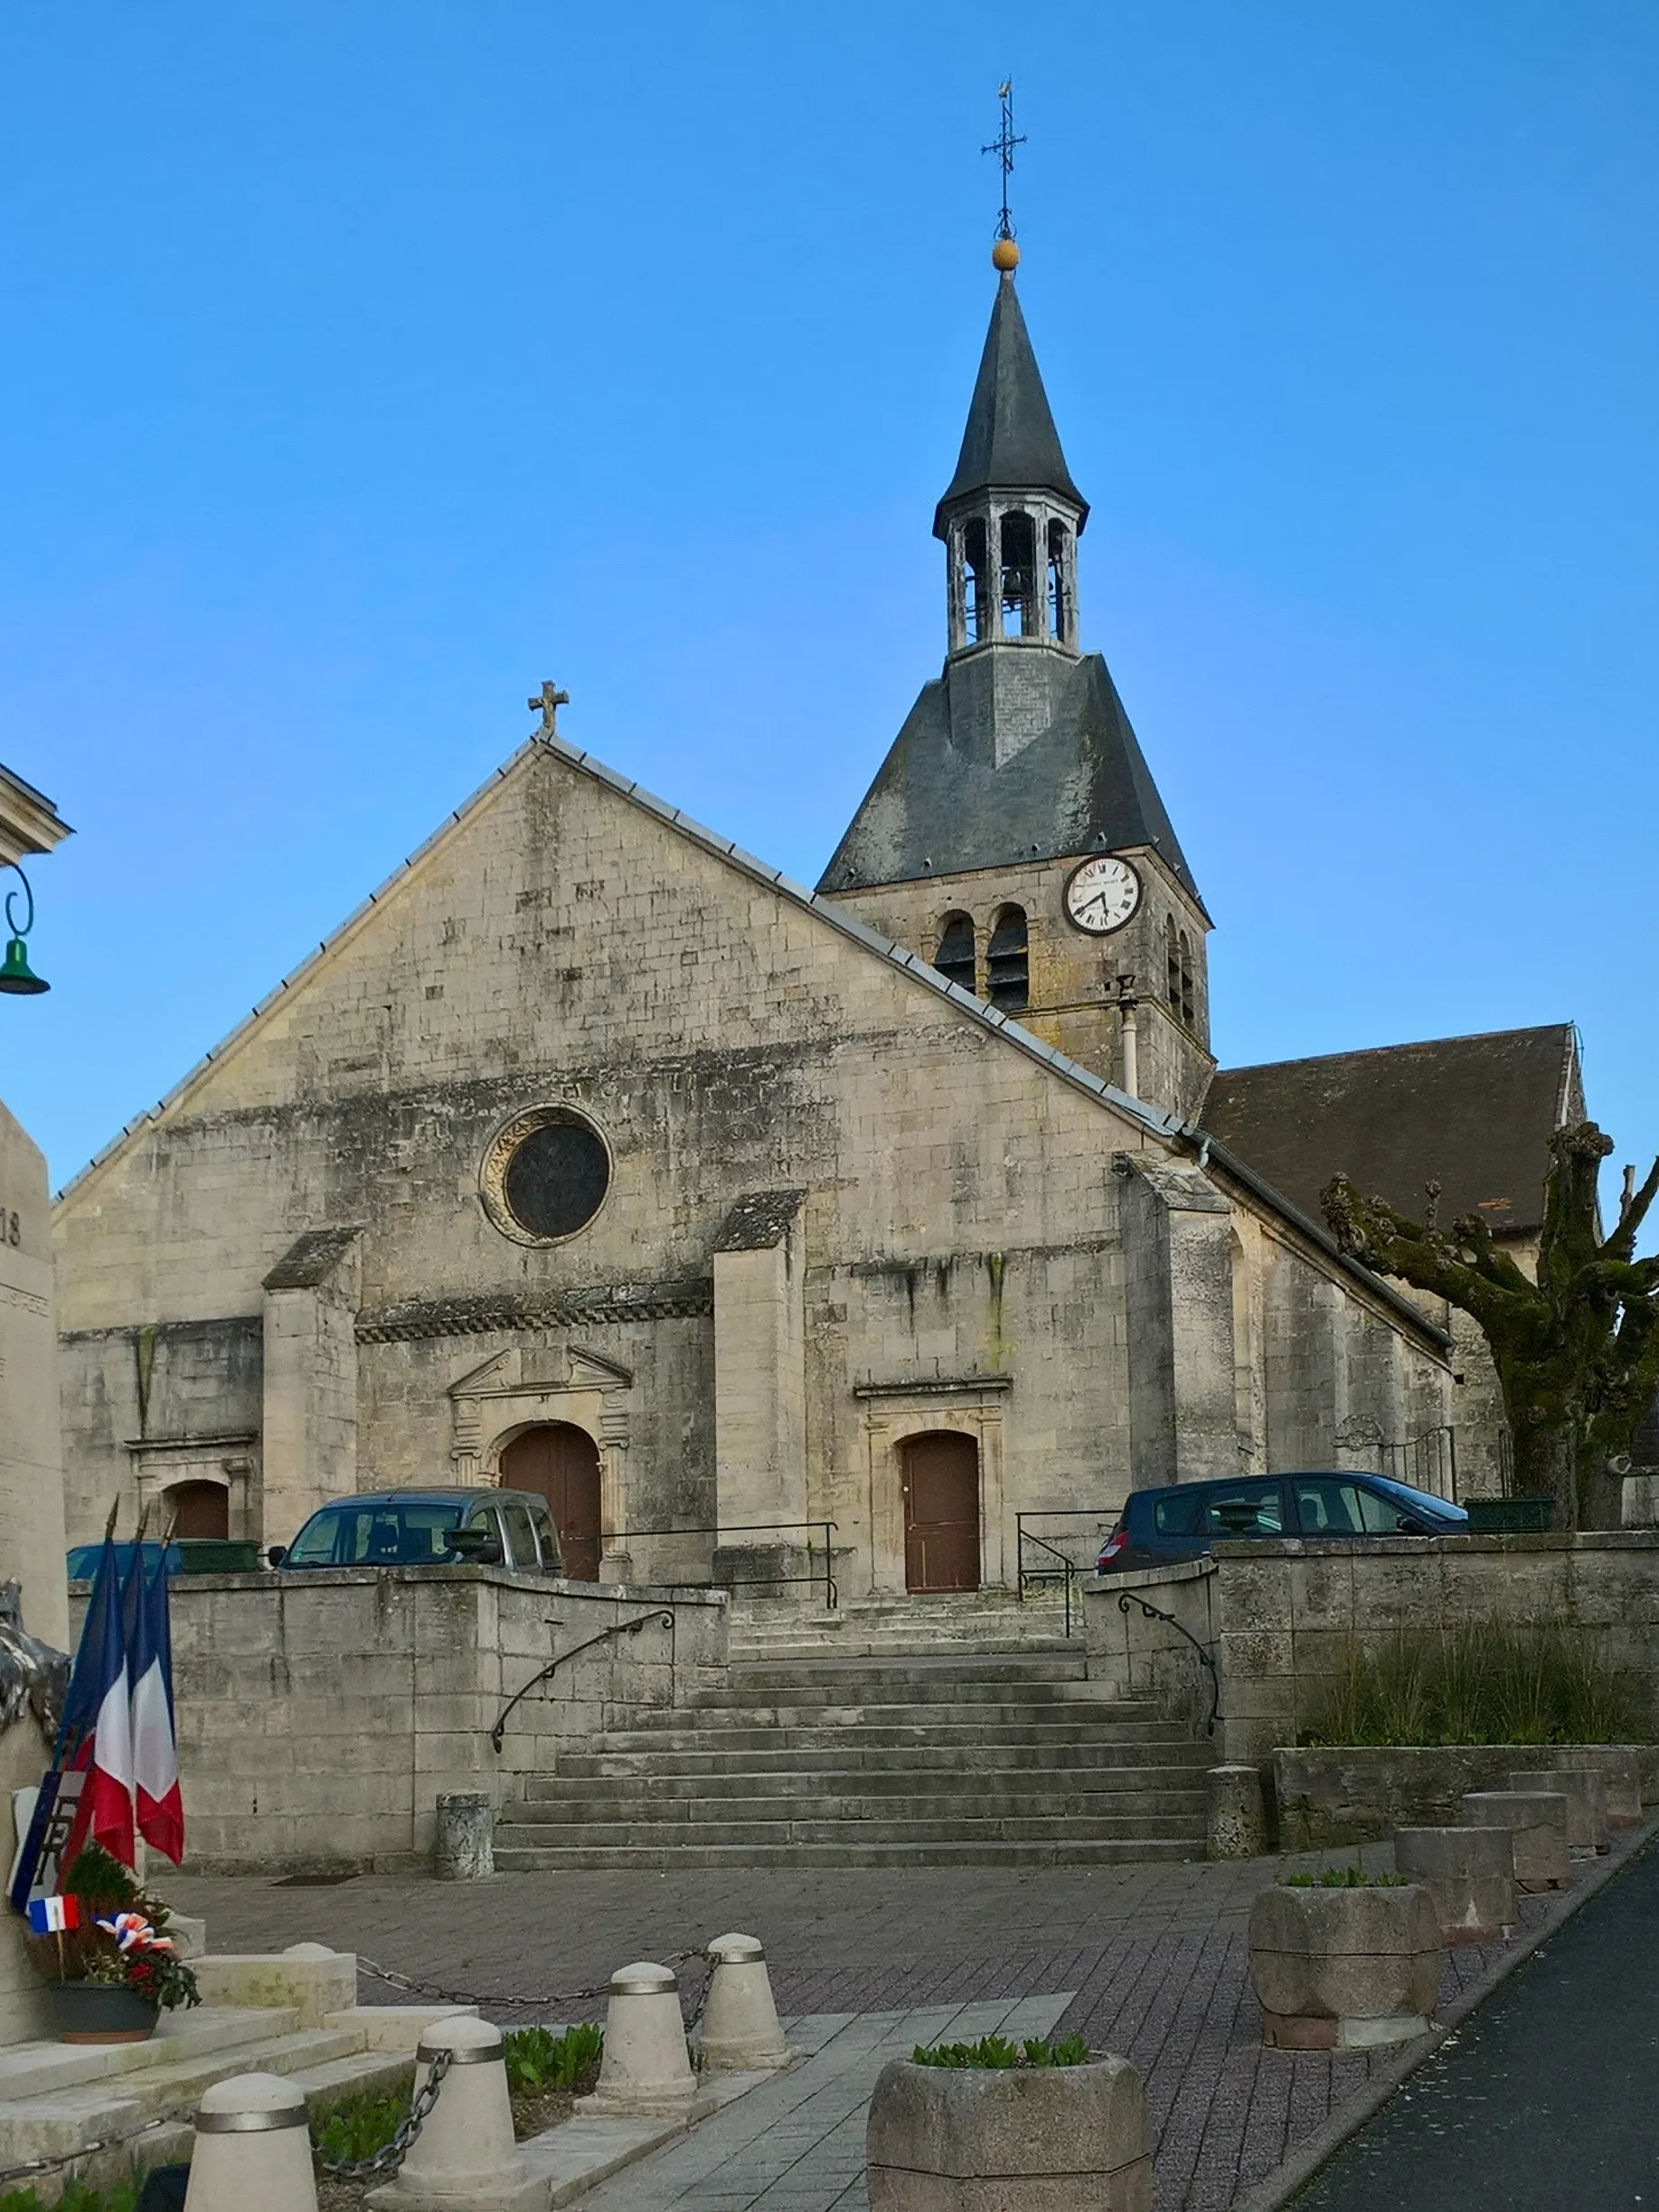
[[981, 80, 1025, 242]]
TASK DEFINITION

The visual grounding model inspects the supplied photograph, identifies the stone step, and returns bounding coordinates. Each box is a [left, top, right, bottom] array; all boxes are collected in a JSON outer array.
[[493, 1837, 1198, 1870], [685, 1681, 1112, 1711], [286, 2047, 424, 2110], [0, 2022, 371, 2166], [495, 1810, 1206, 1848], [721, 1658, 1097, 1690], [0, 2005, 304, 2104], [524, 1759, 1211, 1801], [589, 1719, 1186, 1753], [552, 1741, 1209, 1781], [504, 1787, 1209, 1826]]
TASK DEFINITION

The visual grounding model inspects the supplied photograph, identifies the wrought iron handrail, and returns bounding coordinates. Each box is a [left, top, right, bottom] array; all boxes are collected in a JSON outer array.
[[1014, 1523, 1079, 1640], [1117, 1589, 1220, 1737], [490, 1607, 674, 1753], [1015, 1510, 1117, 1640], [597, 1520, 840, 1611]]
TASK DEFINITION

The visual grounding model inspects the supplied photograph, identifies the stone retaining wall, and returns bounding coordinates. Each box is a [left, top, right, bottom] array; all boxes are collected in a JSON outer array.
[[151, 1567, 728, 1872], [1273, 1743, 1659, 1850], [1084, 1532, 1659, 1769]]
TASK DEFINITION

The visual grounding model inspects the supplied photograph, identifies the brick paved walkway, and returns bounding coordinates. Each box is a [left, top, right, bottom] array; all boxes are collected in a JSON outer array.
[[168, 1843, 1605, 2211]]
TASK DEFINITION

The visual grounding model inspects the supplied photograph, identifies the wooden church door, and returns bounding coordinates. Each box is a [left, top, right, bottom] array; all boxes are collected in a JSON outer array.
[[901, 1432, 981, 1593], [500, 1423, 603, 1581]]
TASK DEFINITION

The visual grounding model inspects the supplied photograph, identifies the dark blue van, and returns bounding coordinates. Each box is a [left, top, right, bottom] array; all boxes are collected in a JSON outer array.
[[1096, 1472, 1467, 1574]]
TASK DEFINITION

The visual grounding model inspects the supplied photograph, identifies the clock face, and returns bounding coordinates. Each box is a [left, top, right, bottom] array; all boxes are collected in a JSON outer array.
[[1064, 855, 1142, 936]]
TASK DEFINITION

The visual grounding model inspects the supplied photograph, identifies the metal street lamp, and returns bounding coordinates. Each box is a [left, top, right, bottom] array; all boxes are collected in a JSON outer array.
[[0, 864, 49, 995]]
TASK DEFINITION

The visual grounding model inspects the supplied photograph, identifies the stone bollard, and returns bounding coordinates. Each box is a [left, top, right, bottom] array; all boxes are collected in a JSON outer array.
[[1205, 1766, 1268, 1859], [367, 2016, 524, 2212], [1509, 1768, 1608, 1856], [577, 1962, 697, 2115], [1461, 1791, 1569, 1891], [433, 1793, 495, 1881], [697, 1934, 793, 2071], [1393, 1827, 1515, 1944], [184, 2073, 316, 2212]]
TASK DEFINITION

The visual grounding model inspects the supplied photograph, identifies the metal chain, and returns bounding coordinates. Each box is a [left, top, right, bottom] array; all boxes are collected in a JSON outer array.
[[0, 2113, 183, 2186], [313, 2047, 453, 2180], [356, 1946, 708, 2013]]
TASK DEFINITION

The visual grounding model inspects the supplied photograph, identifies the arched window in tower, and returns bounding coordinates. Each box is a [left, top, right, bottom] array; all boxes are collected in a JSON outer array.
[[1046, 521, 1071, 644], [1165, 918, 1196, 1028], [962, 518, 990, 645], [986, 905, 1029, 1012], [999, 512, 1037, 637], [933, 911, 977, 994]]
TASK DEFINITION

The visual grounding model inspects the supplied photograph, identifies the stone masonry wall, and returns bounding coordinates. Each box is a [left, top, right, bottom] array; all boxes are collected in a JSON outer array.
[[1085, 1534, 1659, 1771], [150, 1567, 728, 1872]]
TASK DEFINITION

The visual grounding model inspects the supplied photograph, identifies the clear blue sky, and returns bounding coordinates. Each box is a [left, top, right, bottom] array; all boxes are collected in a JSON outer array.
[[4, 3, 1655, 1198]]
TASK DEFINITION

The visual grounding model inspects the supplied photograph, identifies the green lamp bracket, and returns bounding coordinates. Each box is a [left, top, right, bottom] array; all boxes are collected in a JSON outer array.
[[0, 864, 49, 996]]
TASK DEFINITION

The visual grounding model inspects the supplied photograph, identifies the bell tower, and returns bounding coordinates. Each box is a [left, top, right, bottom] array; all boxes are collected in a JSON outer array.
[[819, 232, 1215, 1120]]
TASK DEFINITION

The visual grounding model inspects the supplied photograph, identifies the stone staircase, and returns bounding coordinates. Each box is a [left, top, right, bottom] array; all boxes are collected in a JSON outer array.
[[0, 2003, 419, 2192], [728, 1589, 1079, 1663], [494, 1651, 1211, 1871]]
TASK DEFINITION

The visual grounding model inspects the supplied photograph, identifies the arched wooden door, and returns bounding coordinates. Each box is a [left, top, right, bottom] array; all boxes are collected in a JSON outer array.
[[164, 1481, 228, 1539], [500, 1424, 603, 1581], [901, 1432, 981, 1593]]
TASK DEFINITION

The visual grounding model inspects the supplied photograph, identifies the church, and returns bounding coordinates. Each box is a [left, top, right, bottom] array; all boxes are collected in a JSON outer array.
[[52, 243, 1574, 1605]]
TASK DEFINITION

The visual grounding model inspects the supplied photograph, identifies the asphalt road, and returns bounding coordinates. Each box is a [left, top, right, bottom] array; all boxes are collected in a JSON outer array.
[[1292, 1834, 1659, 2210]]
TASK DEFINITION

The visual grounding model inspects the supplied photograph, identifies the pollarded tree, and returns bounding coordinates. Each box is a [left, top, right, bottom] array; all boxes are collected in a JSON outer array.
[[1322, 1122, 1659, 1530]]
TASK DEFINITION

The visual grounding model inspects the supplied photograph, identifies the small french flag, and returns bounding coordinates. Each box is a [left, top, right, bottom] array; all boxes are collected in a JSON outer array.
[[26, 1896, 81, 1935]]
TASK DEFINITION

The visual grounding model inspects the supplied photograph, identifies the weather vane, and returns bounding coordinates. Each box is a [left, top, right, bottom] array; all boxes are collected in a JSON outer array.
[[981, 80, 1025, 244]]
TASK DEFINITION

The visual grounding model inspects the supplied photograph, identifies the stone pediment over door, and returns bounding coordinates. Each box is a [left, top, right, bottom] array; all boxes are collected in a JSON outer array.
[[447, 1341, 634, 1483]]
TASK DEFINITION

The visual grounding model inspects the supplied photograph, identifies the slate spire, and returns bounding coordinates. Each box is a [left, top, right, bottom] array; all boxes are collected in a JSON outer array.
[[933, 272, 1088, 540]]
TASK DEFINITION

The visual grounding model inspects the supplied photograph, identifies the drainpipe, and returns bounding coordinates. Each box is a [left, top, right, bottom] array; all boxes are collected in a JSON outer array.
[[1119, 999, 1140, 1102]]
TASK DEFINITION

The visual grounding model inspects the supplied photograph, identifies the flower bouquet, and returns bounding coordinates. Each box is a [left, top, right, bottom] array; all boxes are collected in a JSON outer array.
[[24, 1844, 200, 2043]]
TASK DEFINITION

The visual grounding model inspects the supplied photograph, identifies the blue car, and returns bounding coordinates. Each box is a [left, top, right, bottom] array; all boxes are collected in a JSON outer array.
[[1096, 1472, 1468, 1574], [65, 1539, 184, 1583]]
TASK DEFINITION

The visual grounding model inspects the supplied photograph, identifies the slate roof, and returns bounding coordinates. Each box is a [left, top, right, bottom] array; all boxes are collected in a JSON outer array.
[[1201, 1025, 1582, 1238], [934, 276, 1088, 534], [816, 650, 1204, 904]]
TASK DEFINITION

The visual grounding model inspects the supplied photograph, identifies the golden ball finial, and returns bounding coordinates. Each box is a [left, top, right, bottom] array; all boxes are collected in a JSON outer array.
[[992, 237, 1020, 273]]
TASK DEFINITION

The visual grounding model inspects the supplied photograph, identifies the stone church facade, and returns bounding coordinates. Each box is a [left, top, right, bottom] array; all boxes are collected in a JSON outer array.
[[54, 259, 1492, 1598]]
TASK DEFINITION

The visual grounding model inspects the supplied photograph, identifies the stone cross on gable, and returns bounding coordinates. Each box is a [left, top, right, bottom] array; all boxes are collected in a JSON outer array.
[[528, 682, 569, 738]]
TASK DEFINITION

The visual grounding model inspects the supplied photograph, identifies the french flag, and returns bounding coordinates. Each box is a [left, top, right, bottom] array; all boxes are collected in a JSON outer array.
[[127, 1547, 184, 1865], [57, 1534, 136, 1868]]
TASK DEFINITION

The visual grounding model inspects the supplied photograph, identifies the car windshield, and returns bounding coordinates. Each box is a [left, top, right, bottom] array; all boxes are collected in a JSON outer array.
[[1366, 1475, 1467, 1522], [285, 1500, 468, 1567]]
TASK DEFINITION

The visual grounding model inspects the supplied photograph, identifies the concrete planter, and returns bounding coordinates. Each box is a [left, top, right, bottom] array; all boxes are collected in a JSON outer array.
[[1550, 1746, 1643, 1826], [1392, 1826, 1515, 1943], [1508, 1767, 1609, 1855], [866, 2054, 1152, 2211], [1461, 1791, 1570, 1890], [1247, 1882, 1442, 2048]]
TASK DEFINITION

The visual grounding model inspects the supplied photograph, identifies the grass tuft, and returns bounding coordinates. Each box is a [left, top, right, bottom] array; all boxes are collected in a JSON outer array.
[[0, 2185, 139, 2212], [1300, 1614, 1644, 1749], [503, 2023, 603, 2094], [911, 2034, 1092, 2069]]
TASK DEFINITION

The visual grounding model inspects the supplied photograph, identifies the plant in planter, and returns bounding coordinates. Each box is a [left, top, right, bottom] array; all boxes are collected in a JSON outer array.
[[24, 1845, 200, 2044], [867, 2033, 1152, 2210], [1249, 1873, 1441, 2050]]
